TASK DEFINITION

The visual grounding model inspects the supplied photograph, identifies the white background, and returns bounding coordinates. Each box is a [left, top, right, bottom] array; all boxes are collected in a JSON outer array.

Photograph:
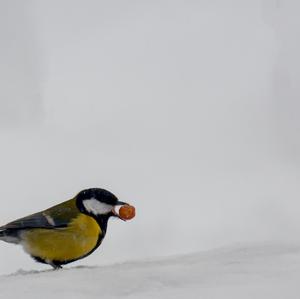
[[0, 0, 299, 275]]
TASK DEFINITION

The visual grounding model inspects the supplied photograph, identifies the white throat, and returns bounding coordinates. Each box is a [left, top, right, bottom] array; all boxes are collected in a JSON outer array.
[[83, 198, 112, 215]]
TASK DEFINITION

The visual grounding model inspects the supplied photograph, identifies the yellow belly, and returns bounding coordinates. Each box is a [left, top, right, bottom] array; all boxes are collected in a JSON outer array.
[[22, 214, 101, 262]]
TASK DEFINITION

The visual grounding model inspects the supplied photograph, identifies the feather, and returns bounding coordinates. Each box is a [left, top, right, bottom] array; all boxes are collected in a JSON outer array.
[[0, 199, 79, 231]]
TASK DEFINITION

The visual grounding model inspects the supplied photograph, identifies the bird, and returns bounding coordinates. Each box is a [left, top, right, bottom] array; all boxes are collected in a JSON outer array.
[[0, 188, 131, 269]]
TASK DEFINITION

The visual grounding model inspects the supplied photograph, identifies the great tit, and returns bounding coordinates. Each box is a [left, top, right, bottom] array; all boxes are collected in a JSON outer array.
[[0, 188, 130, 269]]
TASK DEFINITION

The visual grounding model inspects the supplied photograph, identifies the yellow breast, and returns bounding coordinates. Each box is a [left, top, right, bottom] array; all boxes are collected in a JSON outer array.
[[22, 214, 101, 263]]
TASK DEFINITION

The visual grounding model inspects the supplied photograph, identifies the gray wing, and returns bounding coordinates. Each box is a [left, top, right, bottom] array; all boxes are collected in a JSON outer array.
[[0, 199, 78, 231], [0, 211, 57, 244], [0, 211, 53, 244], [0, 199, 79, 244], [1, 211, 62, 230]]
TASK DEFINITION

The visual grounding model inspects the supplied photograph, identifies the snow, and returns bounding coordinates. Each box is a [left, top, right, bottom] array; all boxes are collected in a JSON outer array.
[[1, 243, 300, 299]]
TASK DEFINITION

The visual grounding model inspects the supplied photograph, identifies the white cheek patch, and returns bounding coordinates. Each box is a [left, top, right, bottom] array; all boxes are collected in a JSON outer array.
[[83, 198, 113, 215]]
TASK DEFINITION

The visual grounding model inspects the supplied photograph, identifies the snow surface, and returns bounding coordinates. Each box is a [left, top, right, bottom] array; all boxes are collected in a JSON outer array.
[[1, 243, 300, 299]]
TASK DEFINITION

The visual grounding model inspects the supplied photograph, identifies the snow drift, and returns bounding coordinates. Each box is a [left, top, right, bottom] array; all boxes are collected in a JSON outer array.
[[1, 243, 300, 299]]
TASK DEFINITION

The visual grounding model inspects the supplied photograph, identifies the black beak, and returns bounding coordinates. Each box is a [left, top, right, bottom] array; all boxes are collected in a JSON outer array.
[[115, 201, 128, 206]]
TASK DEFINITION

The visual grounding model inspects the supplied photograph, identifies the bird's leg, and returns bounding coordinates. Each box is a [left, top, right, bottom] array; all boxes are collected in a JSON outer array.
[[48, 261, 63, 270]]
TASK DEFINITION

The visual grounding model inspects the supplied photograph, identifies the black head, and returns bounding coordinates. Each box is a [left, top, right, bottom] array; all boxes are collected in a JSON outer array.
[[76, 188, 127, 218]]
